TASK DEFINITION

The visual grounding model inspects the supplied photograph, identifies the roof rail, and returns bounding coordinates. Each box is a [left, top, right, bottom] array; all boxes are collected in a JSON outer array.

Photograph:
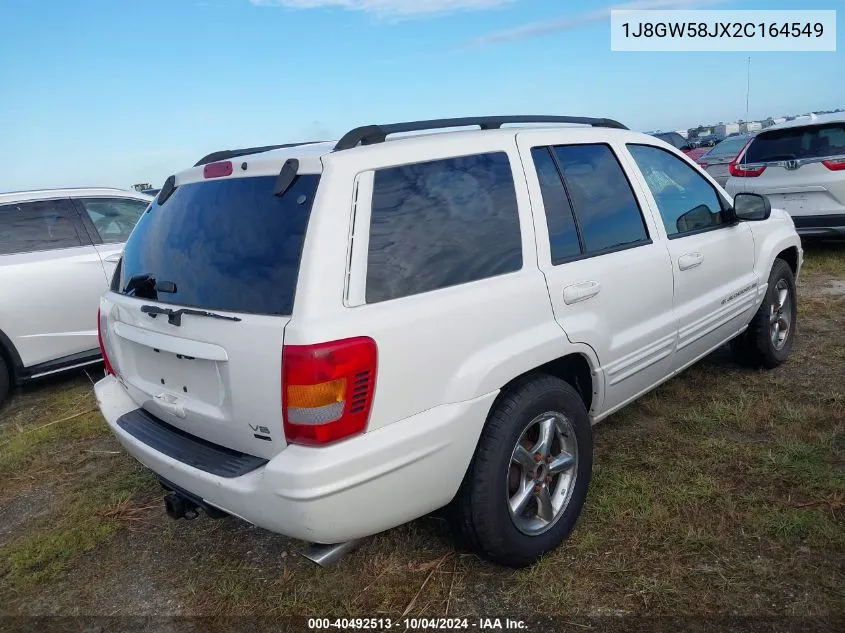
[[194, 141, 326, 167], [333, 115, 628, 151]]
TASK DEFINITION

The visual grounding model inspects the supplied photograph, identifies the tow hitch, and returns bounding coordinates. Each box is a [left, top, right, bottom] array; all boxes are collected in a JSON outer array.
[[159, 479, 228, 521]]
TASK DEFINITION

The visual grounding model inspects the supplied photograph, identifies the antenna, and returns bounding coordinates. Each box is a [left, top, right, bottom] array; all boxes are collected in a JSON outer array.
[[745, 56, 751, 130]]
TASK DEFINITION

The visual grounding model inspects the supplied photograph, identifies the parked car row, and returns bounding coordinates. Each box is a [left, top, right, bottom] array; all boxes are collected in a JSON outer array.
[[0, 188, 153, 403]]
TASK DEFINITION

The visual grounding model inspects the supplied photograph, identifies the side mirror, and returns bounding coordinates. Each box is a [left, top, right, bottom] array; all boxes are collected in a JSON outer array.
[[733, 193, 771, 221], [676, 204, 715, 233]]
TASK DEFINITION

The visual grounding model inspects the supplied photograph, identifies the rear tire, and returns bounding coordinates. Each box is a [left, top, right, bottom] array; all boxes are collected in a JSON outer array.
[[731, 259, 797, 369], [0, 355, 9, 407], [449, 374, 592, 568]]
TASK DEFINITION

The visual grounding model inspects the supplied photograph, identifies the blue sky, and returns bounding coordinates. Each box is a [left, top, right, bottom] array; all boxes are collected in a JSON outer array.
[[0, 0, 842, 190]]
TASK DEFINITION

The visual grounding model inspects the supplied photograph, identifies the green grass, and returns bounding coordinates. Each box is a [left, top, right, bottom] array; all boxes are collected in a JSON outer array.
[[1, 247, 843, 617]]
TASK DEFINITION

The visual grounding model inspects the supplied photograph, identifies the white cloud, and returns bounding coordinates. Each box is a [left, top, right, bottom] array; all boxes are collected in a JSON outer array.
[[468, 0, 731, 46], [250, 0, 515, 18]]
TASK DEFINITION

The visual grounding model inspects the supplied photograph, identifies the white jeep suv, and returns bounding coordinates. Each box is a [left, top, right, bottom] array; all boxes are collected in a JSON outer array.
[[0, 188, 152, 404], [94, 116, 802, 567]]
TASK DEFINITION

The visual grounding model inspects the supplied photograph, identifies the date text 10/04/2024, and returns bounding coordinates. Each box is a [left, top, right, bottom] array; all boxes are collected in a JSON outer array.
[[307, 618, 528, 630]]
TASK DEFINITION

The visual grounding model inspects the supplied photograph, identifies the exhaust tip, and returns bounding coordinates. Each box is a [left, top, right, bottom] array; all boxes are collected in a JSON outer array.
[[301, 540, 361, 567]]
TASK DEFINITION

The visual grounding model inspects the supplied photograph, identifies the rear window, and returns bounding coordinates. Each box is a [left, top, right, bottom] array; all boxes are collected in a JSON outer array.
[[705, 136, 750, 159], [654, 133, 686, 150], [119, 174, 318, 315], [745, 123, 845, 163]]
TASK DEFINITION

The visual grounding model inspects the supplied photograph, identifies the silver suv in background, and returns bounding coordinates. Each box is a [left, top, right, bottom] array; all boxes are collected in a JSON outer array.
[[697, 134, 756, 187], [0, 188, 152, 404], [726, 113, 845, 237]]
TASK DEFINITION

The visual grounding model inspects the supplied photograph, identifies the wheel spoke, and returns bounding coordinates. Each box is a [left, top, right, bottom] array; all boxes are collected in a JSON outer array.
[[512, 445, 535, 471], [536, 488, 553, 522], [509, 482, 534, 516], [770, 311, 779, 324], [778, 288, 788, 310], [532, 417, 556, 457], [548, 452, 575, 475], [777, 317, 789, 332]]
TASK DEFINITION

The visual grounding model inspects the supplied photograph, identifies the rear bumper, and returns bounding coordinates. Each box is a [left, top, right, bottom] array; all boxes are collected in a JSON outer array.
[[95, 375, 494, 543], [792, 214, 845, 238]]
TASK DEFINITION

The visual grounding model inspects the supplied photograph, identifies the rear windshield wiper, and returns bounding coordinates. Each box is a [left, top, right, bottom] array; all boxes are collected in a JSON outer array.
[[141, 305, 242, 327]]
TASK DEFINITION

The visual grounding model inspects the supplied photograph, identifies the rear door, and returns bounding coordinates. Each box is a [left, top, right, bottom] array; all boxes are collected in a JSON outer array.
[[0, 198, 104, 369], [517, 133, 676, 415], [727, 121, 845, 224], [624, 143, 757, 371], [102, 173, 320, 459]]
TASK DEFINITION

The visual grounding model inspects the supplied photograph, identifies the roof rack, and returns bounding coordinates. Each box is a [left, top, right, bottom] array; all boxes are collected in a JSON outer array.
[[334, 115, 628, 151], [194, 141, 326, 167]]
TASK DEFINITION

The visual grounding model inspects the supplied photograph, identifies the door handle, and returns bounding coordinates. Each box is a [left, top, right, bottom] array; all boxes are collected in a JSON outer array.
[[678, 252, 704, 271], [104, 253, 122, 264], [563, 281, 601, 305]]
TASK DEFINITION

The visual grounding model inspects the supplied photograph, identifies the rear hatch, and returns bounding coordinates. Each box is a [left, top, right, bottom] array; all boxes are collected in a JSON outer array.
[[103, 170, 320, 459], [728, 121, 845, 217]]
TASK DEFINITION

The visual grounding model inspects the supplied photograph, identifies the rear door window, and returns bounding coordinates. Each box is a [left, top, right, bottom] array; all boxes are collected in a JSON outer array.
[[745, 123, 845, 163], [0, 199, 85, 255], [551, 144, 650, 254], [119, 175, 319, 315], [366, 152, 522, 304], [79, 197, 149, 244], [530, 147, 582, 263]]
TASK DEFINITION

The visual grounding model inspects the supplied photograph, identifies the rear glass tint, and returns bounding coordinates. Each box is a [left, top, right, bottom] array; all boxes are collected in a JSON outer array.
[[366, 152, 522, 304], [745, 123, 845, 163], [705, 136, 750, 159], [119, 174, 318, 315]]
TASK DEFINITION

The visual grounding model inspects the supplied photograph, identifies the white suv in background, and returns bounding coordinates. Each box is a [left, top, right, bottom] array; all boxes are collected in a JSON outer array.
[[0, 188, 152, 404], [726, 113, 845, 238], [94, 116, 802, 567]]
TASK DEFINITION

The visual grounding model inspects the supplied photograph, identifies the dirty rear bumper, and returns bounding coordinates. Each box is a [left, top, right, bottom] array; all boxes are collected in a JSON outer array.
[[95, 375, 494, 543]]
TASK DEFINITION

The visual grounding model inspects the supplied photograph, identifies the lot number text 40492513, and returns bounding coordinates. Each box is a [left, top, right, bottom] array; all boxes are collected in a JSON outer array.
[[307, 618, 528, 630]]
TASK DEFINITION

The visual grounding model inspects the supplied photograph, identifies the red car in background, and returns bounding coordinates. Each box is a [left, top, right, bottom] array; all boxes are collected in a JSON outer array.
[[651, 132, 710, 162]]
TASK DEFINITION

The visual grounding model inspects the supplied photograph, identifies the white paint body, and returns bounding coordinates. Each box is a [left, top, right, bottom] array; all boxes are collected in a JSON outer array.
[[94, 127, 802, 544], [0, 188, 152, 376], [726, 113, 845, 237]]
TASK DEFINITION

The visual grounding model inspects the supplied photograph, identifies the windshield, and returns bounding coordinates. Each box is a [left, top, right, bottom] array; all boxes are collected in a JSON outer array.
[[119, 174, 319, 316], [744, 123, 845, 163]]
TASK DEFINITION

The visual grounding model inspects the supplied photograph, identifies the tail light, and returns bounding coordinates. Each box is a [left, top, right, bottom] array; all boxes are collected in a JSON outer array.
[[728, 138, 765, 178], [282, 337, 377, 446], [729, 160, 766, 178], [203, 161, 233, 179], [822, 158, 845, 171], [97, 308, 115, 376]]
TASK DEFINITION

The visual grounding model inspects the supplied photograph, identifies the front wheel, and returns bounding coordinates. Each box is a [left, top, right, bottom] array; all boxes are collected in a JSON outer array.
[[731, 258, 797, 369], [449, 375, 593, 567]]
